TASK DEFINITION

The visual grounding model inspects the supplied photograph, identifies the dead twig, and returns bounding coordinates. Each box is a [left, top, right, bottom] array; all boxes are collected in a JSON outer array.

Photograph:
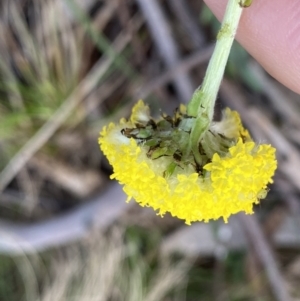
[[238, 214, 291, 301], [136, 44, 213, 99], [29, 154, 104, 198], [116, 0, 145, 66], [168, 0, 205, 49], [248, 62, 300, 127], [77, 0, 119, 76], [136, 0, 195, 103], [0, 183, 129, 255], [275, 177, 300, 217]]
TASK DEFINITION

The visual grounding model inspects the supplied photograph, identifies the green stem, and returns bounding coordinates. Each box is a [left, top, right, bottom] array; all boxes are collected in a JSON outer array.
[[187, 0, 251, 164]]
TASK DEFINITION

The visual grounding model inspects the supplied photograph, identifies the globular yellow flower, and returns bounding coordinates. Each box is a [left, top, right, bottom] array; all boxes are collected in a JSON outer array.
[[99, 100, 277, 224]]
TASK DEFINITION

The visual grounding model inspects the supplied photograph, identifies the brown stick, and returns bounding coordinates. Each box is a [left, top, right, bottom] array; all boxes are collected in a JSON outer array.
[[136, 0, 195, 103], [136, 45, 213, 99], [0, 183, 129, 255], [168, 0, 205, 49], [238, 214, 291, 301]]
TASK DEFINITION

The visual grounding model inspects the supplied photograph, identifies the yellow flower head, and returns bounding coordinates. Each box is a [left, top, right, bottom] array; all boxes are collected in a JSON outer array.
[[99, 100, 277, 224]]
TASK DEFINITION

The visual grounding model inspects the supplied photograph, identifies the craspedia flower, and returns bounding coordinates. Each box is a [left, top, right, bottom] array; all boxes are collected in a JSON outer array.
[[99, 100, 277, 224]]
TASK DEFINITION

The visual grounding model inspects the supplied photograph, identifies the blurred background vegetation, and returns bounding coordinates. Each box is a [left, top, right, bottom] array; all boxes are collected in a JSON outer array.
[[0, 0, 300, 300]]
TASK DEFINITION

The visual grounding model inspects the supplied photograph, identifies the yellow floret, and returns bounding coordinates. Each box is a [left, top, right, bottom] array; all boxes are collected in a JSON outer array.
[[130, 99, 151, 124], [211, 108, 251, 141]]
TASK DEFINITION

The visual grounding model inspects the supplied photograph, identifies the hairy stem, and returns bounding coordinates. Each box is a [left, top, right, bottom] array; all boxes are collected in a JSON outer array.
[[187, 0, 251, 164]]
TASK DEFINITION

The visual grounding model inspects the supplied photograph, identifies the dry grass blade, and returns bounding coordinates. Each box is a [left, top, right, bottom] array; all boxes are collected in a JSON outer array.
[[0, 33, 131, 192], [0, 25, 25, 110], [12, 230, 189, 301], [145, 261, 188, 301], [6, 2, 48, 81]]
